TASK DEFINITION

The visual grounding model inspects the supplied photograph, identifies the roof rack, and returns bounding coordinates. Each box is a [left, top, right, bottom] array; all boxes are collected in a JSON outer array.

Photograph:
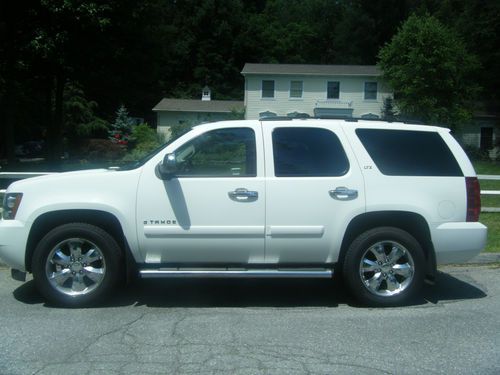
[[260, 115, 425, 125], [260, 116, 294, 121]]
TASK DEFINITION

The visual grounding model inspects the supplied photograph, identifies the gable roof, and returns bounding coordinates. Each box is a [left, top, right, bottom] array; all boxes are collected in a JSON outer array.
[[241, 63, 381, 76], [153, 98, 244, 113]]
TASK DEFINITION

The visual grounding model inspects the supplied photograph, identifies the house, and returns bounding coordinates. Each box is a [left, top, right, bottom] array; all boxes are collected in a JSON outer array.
[[153, 87, 244, 138], [241, 63, 393, 120], [458, 109, 499, 152]]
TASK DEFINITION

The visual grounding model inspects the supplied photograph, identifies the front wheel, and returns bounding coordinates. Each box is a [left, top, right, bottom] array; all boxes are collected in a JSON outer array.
[[32, 223, 122, 307], [343, 227, 425, 307]]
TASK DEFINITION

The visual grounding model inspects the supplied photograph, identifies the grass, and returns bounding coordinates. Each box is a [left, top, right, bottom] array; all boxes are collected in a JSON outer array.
[[473, 160, 500, 175], [480, 213, 500, 253], [473, 161, 500, 253], [475, 161, 500, 208]]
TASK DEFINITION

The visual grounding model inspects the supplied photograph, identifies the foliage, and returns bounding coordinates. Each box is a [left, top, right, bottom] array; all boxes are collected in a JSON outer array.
[[378, 14, 480, 129], [63, 83, 109, 139], [169, 122, 192, 141], [122, 123, 164, 161], [130, 123, 160, 145], [109, 105, 133, 145], [110, 105, 133, 134], [381, 97, 398, 122], [229, 108, 246, 120], [78, 139, 125, 161], [422, 0, 500, 105], [1, 1, 499, 162], [463, 146, 490, 162]]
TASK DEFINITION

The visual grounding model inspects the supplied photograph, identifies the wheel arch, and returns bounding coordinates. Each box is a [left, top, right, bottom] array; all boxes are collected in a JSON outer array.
[[338, 211, 436, 280], [26, 209, 135, 276]]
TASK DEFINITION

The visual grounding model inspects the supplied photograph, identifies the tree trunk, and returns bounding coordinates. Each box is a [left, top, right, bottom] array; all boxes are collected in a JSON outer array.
[[46, 69, 65, 167], [1, 64, 16, 163]]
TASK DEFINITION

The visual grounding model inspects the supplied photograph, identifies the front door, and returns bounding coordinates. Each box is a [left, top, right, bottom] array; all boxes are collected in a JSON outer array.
[[262, 122, 365, 264], [480, 127, 493, 150], [136, 123, 265, 265]]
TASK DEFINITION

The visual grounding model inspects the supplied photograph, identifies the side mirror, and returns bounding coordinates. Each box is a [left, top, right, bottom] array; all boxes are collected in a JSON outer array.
[[158, 153, 177, 179]]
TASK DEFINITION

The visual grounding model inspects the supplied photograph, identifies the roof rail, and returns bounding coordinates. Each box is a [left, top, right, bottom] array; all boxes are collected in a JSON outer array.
[[260, 116, 293, 121], [260, 116, 426, 125]]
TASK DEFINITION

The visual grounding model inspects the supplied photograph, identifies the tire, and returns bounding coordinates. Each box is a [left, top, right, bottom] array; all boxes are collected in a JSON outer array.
[[342, 227, 425, 307], [32, 223, 122, 307]]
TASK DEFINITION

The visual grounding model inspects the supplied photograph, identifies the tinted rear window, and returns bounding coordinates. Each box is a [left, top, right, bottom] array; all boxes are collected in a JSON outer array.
[[356, 129, 463, 176], [273, 127, 349, 177]]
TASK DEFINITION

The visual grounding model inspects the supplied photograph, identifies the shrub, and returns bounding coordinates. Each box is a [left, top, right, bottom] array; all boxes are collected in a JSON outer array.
[[122, 123, 164, 161], [79, 139, 126, 161]]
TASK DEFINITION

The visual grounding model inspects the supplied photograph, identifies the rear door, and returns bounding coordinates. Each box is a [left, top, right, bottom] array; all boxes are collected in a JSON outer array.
[[262, 121, 365, 264]]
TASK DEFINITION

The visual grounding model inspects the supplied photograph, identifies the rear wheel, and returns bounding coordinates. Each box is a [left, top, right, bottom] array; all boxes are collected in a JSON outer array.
[[343, 227, 425, 306], [32, 223, 122, 307]]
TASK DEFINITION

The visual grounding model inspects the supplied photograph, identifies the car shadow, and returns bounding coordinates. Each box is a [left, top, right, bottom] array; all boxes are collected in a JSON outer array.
[[12, 270, 487, 309]]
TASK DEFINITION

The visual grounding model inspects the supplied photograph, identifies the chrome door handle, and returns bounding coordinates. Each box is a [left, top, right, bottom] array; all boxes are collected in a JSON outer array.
[[329, 187, 358, 201], [228, 188, 258, 201]]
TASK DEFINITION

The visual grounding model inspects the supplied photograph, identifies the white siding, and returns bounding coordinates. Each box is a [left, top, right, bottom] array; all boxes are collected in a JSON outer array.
[[457, 119, 498, 149], [244, 74, 392, 119], [459, 123, 481, 148]]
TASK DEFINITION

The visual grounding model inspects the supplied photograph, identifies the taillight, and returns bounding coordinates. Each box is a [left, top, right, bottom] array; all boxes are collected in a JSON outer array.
[[466, 177, 481, 222]]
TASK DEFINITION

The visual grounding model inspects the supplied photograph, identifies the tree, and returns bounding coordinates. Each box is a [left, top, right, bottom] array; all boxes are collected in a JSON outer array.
[[63, 83, 109, 140], [415, 0, 500, 105], [108, 105, 134, 146], [378, 14, 479, 128], [381, 97, 398, 122]]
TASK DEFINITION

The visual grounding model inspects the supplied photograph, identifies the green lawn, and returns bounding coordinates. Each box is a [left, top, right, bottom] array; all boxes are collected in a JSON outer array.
[[473, 160, 500, 175], [476, 162, 500, 208], [480, 213, 500, 253], [473, 161, 500, 253]]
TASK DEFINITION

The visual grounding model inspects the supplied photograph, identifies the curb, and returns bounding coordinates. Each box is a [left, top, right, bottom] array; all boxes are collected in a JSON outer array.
[[464, 253, 500, 265], [1, 253, 499, 269]]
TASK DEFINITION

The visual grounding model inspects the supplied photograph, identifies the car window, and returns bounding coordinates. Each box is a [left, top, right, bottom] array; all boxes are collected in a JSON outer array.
[[174, 127, 256, 177], [356, 128, 463, 176], [272, 127, 349, 177]]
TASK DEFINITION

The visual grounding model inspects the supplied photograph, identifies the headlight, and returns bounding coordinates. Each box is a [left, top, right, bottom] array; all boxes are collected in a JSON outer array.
[[2, 193, 23, 220]]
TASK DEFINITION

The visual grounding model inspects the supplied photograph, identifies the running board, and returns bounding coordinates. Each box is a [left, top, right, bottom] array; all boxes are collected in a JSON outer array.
[[139, 268, 333, 279]]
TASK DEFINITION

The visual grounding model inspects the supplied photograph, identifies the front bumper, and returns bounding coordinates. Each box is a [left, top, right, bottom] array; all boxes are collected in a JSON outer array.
[[0, 219, 29, 271], [432, 222, 488, 264]]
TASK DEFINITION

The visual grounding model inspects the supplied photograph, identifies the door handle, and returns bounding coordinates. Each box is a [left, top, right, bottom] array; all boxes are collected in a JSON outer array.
[[329, 187, 358, 201], [228, 188, 258, 201]]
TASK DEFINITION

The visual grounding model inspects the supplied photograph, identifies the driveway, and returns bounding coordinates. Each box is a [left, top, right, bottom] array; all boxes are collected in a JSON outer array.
[[0, 264, 499, 375]]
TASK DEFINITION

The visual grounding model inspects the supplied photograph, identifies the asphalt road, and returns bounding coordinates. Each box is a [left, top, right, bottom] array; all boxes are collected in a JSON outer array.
[[0, 264, 499, 375]]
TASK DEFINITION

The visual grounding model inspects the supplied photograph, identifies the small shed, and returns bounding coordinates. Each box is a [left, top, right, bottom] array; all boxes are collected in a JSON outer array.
[[153, 89, 244, 138]]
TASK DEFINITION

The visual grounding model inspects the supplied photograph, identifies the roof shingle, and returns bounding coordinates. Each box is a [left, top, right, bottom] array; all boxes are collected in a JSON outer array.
[[153, 99, 244, 112], [241, 63, 381, 76]]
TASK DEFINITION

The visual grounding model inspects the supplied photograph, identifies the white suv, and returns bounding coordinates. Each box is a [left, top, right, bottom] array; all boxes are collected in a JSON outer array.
[[0, 119, 487, 307]]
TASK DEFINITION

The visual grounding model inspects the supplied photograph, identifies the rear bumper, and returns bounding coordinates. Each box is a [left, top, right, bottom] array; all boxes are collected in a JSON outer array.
[[0, 220, 29, 271], [432, 222, 487, 264]]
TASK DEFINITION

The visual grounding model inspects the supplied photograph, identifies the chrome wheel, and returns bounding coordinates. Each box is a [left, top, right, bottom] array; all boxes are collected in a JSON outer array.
[[45, 238, 106, 297], [359, 240, 415, 297]]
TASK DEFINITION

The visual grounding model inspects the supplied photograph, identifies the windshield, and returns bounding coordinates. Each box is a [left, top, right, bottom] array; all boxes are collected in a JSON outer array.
[[116, 127, 192, 171]]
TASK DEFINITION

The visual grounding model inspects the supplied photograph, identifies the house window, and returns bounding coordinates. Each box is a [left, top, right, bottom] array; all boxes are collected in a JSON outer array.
[[364, 82, 378, 100], [262, 80, 275, 98], [290, 81, 303, 98], [327, 81, 340, 99]]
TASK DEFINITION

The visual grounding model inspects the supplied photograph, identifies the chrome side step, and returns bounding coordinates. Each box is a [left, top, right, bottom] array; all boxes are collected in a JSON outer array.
[[139, 268, 333, 279]]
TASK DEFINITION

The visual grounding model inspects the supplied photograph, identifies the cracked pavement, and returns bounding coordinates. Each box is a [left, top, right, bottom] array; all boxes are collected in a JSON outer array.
[[0, 264, 499, 375]]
